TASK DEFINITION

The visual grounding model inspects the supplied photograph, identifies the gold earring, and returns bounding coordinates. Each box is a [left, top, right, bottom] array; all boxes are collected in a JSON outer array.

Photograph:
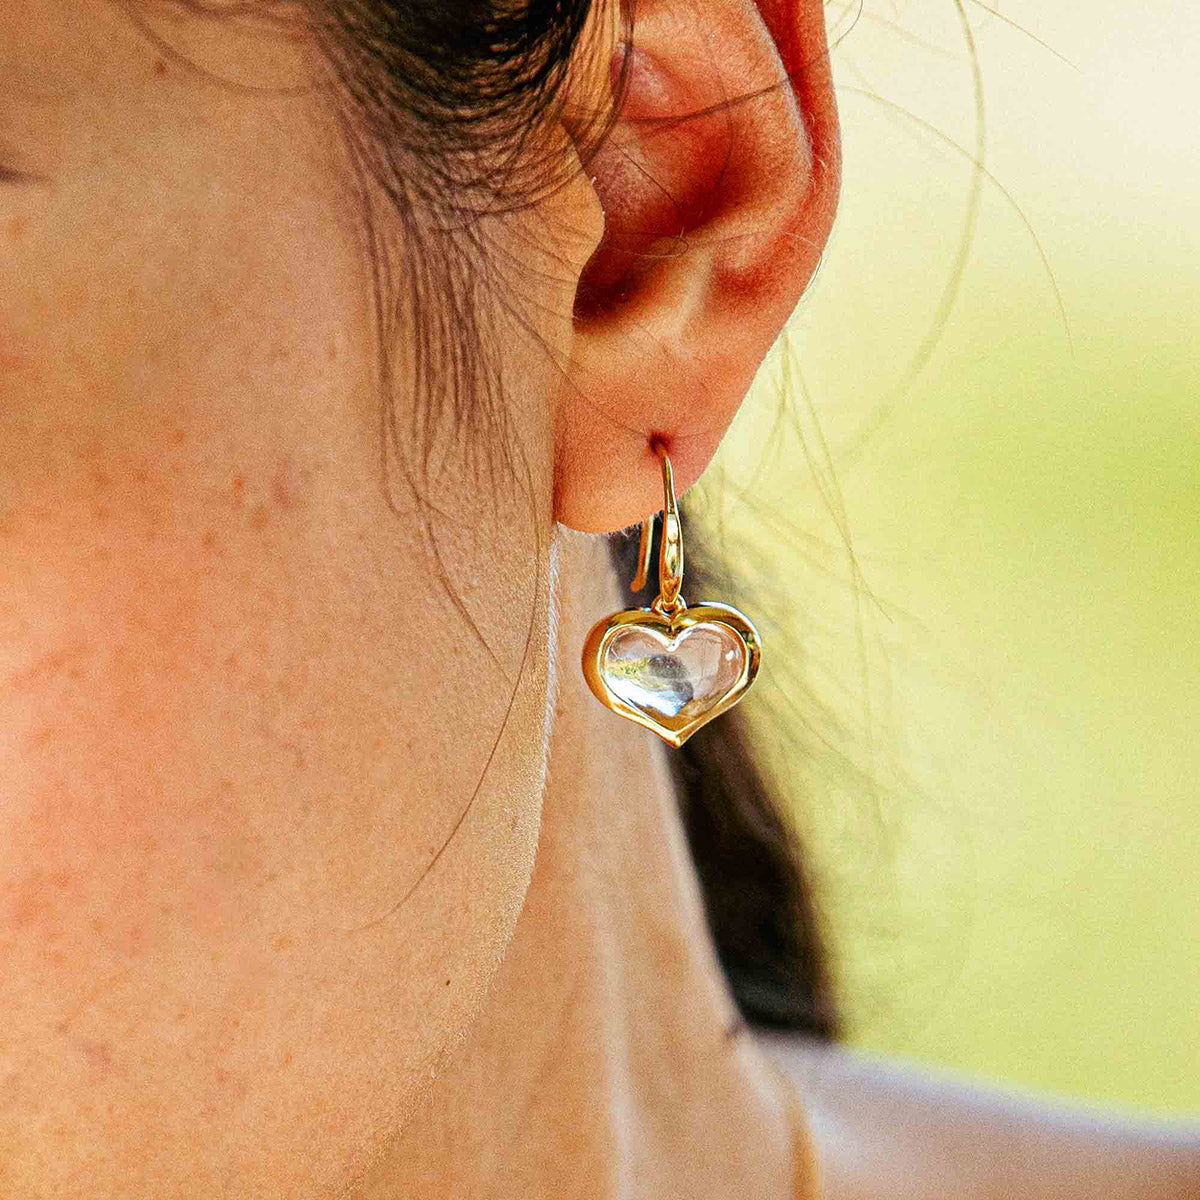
[[581, 441, 762, 748]]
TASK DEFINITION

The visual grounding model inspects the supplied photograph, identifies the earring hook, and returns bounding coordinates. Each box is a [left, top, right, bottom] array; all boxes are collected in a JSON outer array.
[[630, 441, 685, 614]]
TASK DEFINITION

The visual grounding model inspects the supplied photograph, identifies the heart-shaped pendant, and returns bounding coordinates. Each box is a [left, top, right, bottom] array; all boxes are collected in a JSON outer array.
[[581, 442, 762, 746], [581, 600, 761, 747]]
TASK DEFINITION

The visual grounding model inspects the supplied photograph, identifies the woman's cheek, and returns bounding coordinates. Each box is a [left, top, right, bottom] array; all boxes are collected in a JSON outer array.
[[0, 430, 288, 982], [0, 388, 548, 1024]]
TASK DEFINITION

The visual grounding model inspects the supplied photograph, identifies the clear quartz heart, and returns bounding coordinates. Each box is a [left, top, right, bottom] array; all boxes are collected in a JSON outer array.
[[602, 623, 746, 722]]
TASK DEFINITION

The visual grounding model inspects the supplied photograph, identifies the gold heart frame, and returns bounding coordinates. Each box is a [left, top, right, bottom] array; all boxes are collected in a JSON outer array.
[[581, 600, 761, 747], [580, 442, 763, 748]]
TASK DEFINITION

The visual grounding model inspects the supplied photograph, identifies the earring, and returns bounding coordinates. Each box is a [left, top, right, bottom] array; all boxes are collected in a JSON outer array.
[[581, 441, 762, 748]]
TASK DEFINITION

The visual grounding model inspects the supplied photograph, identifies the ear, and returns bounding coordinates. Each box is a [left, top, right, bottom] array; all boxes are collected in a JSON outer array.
[[553, 0, 841, 533]]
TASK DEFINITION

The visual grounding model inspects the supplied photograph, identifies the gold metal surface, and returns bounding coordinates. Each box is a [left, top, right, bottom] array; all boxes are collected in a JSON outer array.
[[655, 450, 684, 613], [631, 513, 652, 592]]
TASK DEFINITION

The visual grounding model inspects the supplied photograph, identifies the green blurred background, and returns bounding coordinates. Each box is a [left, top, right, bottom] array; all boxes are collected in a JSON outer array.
[[703, 1, 1199, 1113]]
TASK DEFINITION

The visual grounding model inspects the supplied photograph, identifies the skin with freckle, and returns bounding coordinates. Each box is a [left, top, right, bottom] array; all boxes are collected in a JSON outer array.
[[0, 1, 602, 1192], [0, 0, 862, 1196]]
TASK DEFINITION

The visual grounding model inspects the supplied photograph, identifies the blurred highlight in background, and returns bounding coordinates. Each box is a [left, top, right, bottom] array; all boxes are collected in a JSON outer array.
[[703, 0, 1199, 1113]]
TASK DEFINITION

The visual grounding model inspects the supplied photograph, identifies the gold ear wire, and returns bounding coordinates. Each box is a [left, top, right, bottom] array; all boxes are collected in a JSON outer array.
[[631, 511, 653, 593], [629, 441, 684, 615]]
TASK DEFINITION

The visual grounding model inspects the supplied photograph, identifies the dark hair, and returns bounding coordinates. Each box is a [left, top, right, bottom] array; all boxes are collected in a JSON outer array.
[[303, 0, 626, 508], [142, 0, 839, 1038]]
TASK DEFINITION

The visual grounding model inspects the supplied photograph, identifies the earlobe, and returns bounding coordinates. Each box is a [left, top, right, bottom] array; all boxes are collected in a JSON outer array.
[[553, 0, 841, 534]]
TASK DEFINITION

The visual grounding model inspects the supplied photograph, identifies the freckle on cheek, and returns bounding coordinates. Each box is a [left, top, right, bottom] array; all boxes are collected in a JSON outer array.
[[271, 459, 295, 510], [75, 1036, 114, 1080], [8, 640, 92, 693], [11, 871, 49, 930], [214, 1067, 248, 1098], [23, 723, 58, 751], [0, 319, 28, 373]]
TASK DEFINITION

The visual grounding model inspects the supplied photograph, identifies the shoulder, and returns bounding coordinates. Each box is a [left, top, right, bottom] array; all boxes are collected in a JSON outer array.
[[755, 1030, 1200, 1200]]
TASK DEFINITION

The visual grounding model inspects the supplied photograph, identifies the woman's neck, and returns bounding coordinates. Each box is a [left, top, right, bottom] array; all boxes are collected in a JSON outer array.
[[352, 528, 800, 1198]]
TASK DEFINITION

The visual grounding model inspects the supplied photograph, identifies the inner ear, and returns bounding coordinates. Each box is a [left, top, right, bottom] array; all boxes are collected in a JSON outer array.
[[575, 42, 749, 318]]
